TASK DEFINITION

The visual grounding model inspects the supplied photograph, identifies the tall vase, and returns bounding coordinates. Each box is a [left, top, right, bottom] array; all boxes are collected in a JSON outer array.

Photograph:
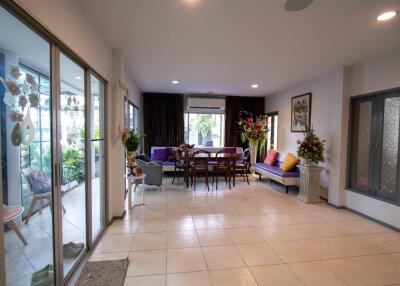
[[127, 150, 137, 167], [248, 137, 260, 177]]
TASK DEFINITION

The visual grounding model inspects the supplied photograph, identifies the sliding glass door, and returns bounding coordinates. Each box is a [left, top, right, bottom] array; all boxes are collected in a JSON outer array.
[[0, 6, 55, 285], [0, 3, 108, 285], [90, 74, 106, 241], [59, 53, 87, 277]]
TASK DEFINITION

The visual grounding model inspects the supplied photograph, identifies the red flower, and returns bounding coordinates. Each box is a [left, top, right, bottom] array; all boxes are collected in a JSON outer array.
[[246, 118, 253, 126]]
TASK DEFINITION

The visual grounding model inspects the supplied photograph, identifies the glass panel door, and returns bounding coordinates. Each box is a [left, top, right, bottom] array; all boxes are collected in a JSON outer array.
[[376, 94, 400, 201], [0, 6, 55, 285], [350, 98, 374, 193], [59, 53, 87, 276], [90, 74, 106, 241]]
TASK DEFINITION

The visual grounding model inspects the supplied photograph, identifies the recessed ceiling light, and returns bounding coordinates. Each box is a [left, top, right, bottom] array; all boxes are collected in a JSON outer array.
[[75, 76, 82, 80], [183, 0, 200, 5], [251, 84, 259, 89], [377, 11, 397, 21], [172, 80, 179, 85]]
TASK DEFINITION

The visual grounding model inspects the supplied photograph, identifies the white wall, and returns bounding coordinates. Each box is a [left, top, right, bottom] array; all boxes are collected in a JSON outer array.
[[15, 0, 141, 220], [266, 50, 400, 228], [344, 51, 400, 229], [266, 69, 345, 201]]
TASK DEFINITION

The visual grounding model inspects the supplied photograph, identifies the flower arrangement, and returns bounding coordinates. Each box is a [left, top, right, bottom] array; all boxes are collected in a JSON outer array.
[[178, 143, 195, 151], [0, 64, 40, 146], [238, 111, 268, 153], [296, 127, 325, 165], [122, 129, 145, 152]]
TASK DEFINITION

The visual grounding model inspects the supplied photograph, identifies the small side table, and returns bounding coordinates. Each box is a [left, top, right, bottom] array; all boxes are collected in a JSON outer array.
[[297, 165, 323, 204], [126, 174, 146, 208]]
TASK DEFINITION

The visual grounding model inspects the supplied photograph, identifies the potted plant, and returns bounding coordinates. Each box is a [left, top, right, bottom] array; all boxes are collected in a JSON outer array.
[[296, 127, 325, 166], [238, 111, 268, 176], [122, 129, 145, 167], [296, 127, 326, 203]]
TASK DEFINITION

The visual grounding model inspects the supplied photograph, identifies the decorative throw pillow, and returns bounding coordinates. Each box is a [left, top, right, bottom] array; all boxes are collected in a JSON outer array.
[[264, 149, 279, 166], [151, 148, 168, 161], [280, 153, 300, 172], [26, 170, 52, 194], [166, 148, 176, 161]]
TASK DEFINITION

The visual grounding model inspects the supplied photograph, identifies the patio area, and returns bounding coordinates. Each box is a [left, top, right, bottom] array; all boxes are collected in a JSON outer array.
[[4, 177, 102, 286]]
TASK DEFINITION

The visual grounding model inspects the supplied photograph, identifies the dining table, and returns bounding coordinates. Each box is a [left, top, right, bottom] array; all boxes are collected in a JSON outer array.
[[176, 152, 242, 189]]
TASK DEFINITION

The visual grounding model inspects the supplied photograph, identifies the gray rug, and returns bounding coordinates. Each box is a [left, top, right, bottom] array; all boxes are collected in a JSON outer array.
[[76, 259, 129, 286]]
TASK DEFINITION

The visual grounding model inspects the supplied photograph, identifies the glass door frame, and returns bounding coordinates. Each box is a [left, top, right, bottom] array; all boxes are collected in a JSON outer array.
[[0, 1, 109, 285], [0, 120, 5, 286]]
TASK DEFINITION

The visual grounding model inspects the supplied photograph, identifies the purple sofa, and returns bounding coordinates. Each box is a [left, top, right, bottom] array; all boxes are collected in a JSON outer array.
[[253, 154, 300, 193]]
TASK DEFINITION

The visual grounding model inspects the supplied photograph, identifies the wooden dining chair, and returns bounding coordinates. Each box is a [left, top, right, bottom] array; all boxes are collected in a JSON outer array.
[[172, 157, 189, 184], [212, 150, 232, 190], [232, 148, 250, 185], [190, 150, 211, 191]]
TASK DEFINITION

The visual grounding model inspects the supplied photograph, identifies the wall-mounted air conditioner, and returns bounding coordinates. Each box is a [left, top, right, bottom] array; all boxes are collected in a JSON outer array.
[[186, 97, 225, 113]]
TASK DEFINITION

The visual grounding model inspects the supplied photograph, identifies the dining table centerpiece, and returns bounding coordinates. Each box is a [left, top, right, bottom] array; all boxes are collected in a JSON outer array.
[[122, 129, 145, 168], [296, 127, 326, 203], [177, 143, 195, 157], [238, 111, 268, 177]]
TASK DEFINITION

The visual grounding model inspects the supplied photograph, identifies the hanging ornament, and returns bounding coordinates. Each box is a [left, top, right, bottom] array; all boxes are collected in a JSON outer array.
[[22, 108, 35, 145], [3, 92, 17, 107], [11, 122, 22, 146]]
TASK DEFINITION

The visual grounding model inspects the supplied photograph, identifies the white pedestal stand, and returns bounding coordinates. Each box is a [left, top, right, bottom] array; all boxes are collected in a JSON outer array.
[[297, 165, 323, 204], [126, 174, 146, 208]]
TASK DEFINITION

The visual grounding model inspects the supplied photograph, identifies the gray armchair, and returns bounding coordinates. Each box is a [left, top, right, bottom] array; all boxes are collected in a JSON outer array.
[[134, 159, 163, 189]]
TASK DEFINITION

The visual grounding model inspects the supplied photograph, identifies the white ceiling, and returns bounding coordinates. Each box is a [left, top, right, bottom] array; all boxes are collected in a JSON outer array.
[[80, 0, 400, 96]]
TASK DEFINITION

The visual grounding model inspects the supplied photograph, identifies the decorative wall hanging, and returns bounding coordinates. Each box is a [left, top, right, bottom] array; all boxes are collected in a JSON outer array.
[[291, 92, 311, 132], [0, 64, 40, 146]]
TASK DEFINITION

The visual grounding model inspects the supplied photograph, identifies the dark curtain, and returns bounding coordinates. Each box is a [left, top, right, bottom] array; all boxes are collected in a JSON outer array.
[[224, 96, 265, 148], [143, 93, 184, 154]]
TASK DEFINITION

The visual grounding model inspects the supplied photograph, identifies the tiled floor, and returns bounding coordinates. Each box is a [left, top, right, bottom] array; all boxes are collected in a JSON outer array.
[[92, 177, 400, 286]]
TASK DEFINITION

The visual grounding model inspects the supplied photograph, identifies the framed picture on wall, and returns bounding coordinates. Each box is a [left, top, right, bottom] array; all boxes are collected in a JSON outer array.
[[291, 92, 312, 132]]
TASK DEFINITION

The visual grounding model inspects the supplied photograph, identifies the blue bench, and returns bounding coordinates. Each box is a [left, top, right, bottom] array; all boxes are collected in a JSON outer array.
[[253, 160, 300, 193]]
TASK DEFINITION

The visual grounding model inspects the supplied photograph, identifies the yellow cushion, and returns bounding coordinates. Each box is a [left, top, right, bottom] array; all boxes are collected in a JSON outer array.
[[280, 153, 300, 172]]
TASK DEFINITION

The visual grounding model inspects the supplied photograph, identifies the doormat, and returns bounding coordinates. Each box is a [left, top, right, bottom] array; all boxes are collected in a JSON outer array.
[[76, 258, 129, 286]]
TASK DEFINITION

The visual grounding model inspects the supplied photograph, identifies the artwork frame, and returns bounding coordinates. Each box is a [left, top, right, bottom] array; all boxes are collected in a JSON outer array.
[[291, 92, 312, 132]]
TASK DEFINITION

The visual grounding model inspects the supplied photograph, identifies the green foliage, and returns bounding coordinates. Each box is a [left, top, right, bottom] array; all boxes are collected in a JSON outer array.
[[63, 145, 85, 183], [122, 129, 145, 152], [195, 114, 216, 139]]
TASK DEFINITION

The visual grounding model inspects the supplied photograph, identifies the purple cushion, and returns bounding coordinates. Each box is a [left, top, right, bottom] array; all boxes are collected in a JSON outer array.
[[26, 170, 51, 194], [253, 163, 299, 178], [166, 147, 176, 161], [151, 148, 169, 161]]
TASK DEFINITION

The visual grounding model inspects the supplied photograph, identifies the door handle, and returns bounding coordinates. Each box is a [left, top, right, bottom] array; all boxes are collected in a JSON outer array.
[[54, 163, 59, 188]]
